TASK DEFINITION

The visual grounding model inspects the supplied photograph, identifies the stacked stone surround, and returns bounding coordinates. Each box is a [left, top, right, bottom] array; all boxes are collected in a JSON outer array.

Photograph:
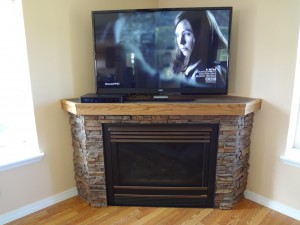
[[69, 113, 254, 209]]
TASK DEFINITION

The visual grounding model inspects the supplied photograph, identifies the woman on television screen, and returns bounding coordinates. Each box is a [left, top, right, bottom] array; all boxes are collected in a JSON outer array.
[[170, 10, 228, 88]]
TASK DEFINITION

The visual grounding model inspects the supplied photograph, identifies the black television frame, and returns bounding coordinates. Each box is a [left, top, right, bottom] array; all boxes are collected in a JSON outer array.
[[92, 7, 233, 97]]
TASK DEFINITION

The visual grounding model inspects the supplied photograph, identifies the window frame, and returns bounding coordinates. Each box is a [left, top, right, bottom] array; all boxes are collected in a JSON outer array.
[[281, 29, 300, 168], [0, 0, 44, 171]]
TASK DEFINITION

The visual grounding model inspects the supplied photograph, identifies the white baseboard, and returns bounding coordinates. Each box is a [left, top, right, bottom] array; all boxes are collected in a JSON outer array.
[[1, 188, 299, 224], [0, 187, 78, 225], [244, 190, 300, 221]]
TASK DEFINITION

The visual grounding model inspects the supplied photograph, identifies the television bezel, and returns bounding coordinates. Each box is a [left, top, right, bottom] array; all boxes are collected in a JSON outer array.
[[91, 6, 233, 96]]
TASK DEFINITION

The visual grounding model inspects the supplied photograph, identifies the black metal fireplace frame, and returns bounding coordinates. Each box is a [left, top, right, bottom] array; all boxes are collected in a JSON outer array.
[[103, 123, 219, 208]]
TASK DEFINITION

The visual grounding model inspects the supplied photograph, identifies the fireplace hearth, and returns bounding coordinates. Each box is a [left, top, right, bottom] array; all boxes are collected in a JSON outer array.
[[103, 123, 219, 207], [68, 113, 254, 209]]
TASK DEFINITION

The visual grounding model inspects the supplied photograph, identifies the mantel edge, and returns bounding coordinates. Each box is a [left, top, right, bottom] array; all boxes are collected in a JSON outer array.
[[60, 95, 262, 116]]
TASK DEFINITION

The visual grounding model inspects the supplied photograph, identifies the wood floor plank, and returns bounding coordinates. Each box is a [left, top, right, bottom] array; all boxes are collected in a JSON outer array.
[[180, 208, 213, 225], [6, 196, 300, 225]]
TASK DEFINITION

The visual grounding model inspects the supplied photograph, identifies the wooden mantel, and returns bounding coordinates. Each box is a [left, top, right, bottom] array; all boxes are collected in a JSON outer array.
[[61, 95, 262, 116]]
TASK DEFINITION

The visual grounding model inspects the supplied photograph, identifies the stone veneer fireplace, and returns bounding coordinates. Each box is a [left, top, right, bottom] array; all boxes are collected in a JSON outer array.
[[61, 95, 261, 209]]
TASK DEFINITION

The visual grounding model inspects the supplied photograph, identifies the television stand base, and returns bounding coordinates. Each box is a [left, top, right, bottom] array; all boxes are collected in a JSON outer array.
[[152, 95, 169, 100]]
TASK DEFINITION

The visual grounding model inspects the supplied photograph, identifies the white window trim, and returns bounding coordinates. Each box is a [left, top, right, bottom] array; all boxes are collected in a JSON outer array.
[[0, 152, 44, 172], [281, 28, 300, 168], [281, 150, 300, 168]]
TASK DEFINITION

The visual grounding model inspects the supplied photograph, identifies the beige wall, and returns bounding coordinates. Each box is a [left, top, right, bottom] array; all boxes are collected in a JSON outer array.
[[1, 0, 300, 215]]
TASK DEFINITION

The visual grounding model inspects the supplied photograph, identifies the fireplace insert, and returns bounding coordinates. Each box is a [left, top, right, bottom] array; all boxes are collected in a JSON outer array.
[[103, 123, 219, 207]]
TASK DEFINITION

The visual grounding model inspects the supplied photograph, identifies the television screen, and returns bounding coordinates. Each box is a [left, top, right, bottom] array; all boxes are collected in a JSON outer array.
[[92, 7, 232, 96]]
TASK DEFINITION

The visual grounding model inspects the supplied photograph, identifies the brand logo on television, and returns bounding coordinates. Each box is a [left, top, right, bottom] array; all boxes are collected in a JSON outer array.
[[104, 82, 120, 86]]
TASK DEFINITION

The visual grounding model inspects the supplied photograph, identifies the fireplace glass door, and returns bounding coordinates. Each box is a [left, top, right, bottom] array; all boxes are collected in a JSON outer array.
[[103, 123, 219, 207]]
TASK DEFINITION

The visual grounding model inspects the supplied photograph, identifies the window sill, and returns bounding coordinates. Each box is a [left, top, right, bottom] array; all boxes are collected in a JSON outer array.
[[280, 149, 300, 169], [0, 151, 45, 172]]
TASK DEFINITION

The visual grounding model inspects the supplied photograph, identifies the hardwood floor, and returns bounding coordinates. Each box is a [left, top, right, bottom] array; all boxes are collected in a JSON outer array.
[[7, 196, 300, 225]]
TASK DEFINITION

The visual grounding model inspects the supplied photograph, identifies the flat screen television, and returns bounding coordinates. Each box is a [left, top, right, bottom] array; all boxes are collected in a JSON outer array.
[[92, 7, 232, 97]]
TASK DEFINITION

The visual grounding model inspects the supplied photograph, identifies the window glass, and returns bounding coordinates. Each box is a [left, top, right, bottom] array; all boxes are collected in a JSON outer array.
[[0, 0, 39, 162], [294, 99, 300, 149]]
